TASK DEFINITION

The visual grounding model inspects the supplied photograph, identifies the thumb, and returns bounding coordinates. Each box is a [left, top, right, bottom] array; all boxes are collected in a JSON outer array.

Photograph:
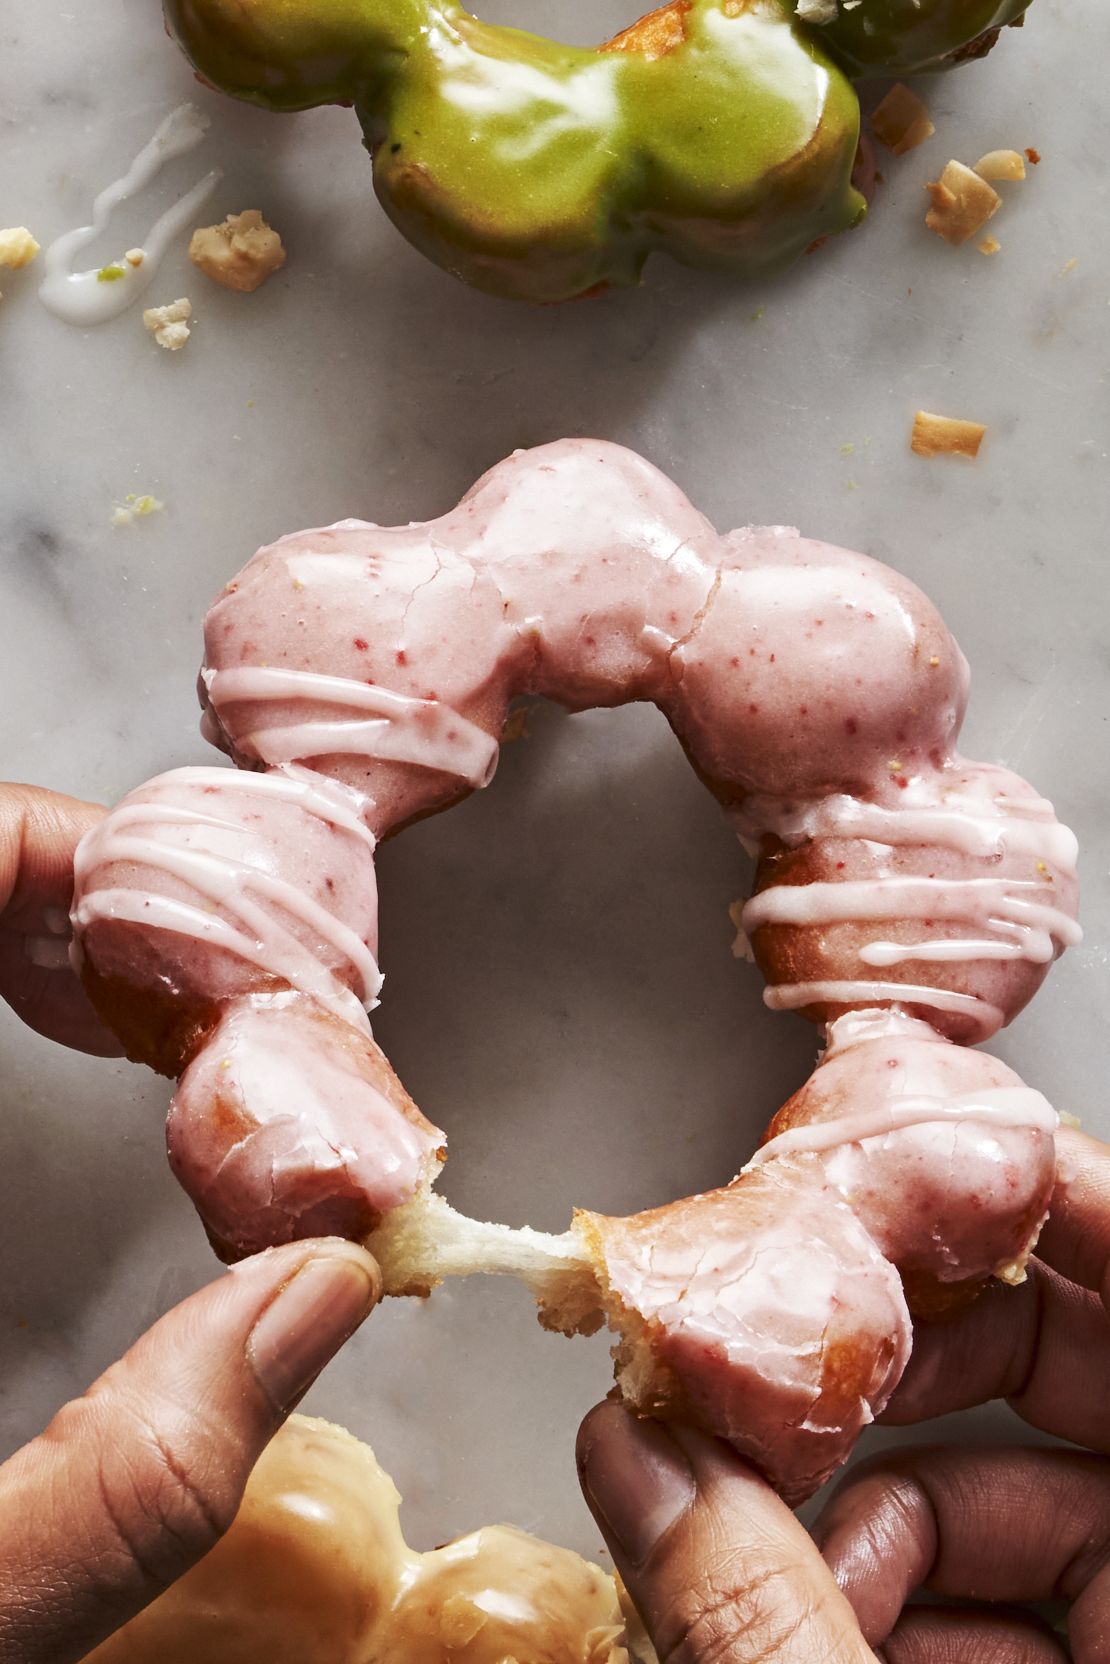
[[0, 1238, 379, 1664], [576, 1403, 873, 1664]]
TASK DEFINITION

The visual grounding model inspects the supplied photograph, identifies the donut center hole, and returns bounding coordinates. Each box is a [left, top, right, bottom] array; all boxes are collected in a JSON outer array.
[[370, 702, 813, 1234]]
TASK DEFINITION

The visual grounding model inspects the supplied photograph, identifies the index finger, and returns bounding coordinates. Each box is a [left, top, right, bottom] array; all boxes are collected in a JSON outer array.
[[0, 782, 104, 922], [0, 782, 121, 1054]]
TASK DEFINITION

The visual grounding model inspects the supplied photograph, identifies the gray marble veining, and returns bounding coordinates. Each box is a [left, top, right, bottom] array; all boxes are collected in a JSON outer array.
[[1, 0, 1107, 1560]]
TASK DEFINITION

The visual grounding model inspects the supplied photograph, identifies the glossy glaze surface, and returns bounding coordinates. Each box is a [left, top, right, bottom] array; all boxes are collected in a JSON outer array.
[[163, 0, 1028, 299]]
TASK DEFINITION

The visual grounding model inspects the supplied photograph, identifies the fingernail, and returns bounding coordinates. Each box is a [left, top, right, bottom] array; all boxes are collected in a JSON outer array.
[[248, 1249, 377, 1411], [577, 1405, 696, 1567]]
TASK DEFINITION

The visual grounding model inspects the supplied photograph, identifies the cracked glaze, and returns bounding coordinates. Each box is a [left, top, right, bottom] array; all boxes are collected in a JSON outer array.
[[71, 440, 1077, 1496]]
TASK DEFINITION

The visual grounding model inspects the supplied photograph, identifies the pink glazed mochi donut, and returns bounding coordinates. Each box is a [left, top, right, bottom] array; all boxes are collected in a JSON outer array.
[[70, 441, 1079, 1502]]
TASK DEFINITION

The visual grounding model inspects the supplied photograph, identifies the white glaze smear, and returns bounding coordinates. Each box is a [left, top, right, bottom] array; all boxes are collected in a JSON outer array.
[[39, 104, 220, 326], [745, 1086, 1057, 1171], [203, 666, 499, 789]]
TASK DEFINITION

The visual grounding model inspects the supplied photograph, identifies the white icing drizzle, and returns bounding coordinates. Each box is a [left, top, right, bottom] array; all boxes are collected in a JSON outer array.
[[730, 787, 1079, 879], [72, 769, 381, 1025], [762, 980, 1005, 1040], [745, 1086, 1058, 1171], [39, 105, 220, 326], [743, 875, 1082, 967], [203, 667, 500, 790]]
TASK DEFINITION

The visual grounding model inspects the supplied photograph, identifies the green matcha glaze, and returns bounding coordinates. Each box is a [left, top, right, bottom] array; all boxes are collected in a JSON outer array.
[[164, 0, 1032, 301], [797, 0, 1030, 77]]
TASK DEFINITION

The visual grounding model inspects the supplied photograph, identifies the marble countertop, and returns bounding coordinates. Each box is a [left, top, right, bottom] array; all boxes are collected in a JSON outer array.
[[1, 0, 1107, 1564]]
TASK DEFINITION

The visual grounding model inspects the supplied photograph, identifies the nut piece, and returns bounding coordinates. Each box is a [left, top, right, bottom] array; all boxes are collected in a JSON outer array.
[[0, 226, 41, 300], [911, 410, 987, 460], [188, 210, 286, 293], [924, 161, 1001, 246], [974, 149, 1026, 182], [143, 297, 193, 351], [871, 85, 935, 157], [0, 227, 40, 269]]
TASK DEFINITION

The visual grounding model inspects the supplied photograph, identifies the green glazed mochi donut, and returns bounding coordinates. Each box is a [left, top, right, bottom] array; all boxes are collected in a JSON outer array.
[[166, 0, 1032, 301]]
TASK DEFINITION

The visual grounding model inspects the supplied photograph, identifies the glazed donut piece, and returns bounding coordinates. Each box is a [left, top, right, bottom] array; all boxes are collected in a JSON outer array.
[[70, 440, 1078, 1501], [800, 0, 1030, 78], [164, 0, 1032, 301], [85, 1415, 640, 1663]]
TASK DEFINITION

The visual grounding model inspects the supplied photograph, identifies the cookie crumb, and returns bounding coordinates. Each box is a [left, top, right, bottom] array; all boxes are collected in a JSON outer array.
[[189, 210, 286, 293], [143, 297, 192, 350]]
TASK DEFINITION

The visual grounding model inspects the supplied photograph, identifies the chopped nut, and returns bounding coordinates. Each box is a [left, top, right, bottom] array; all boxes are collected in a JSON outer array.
[[0, 226, 41, 299], [1025, 146, 1041, 165], [974, 148, 1026, 181], [911, 411, 987, 460], [978, 235, 1002, 255], [924, 161, 1001, 245], [143, 297, 192, 351], [0, 226, 40, 268], [124, 247, 146, 267], [871, 84, 935, 157], [189, 210, 286, 293]]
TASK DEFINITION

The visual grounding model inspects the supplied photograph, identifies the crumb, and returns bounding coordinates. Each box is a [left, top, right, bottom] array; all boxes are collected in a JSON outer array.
[[0, 226, 40, 268], [750, 306, 765, 322], [124, 247, 145, 267], [924, 161, 1001, 245], [0, 226, 40, 299], [1060, 257, 1078, 275], [974, 148, 1026, 182], [189, 210, 286, 293], [111, 493, 164, 527], [143, 297, 192, 350], [911, 410, 987, 460], [871, 84, 935, 157], [978, 235, 1002, 255], [839, 442, 855, 456], [501, 705, 536, 744], [1025, 146, 1041, 165], [728, 900, 754, 962]]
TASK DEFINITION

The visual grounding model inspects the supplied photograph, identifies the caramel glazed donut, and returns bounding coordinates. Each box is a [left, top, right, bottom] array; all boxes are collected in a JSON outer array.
[[88, 1415, 646, 1664], [165, 0, 1032, 302], [71, 440, 1080, 1504]]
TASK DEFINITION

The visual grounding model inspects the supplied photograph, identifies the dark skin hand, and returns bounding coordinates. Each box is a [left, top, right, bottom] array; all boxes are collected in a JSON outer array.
[[0, 785, 380, 1664], [3, 783, 1104, 1661], [578, 1129, 1110, 1661]]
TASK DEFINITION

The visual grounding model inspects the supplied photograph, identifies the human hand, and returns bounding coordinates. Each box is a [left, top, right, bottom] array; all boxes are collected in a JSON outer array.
[[0, 783, 121, 1054], [577, 1126, 1110, 1662], [0, 1238, 379, 1664]]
